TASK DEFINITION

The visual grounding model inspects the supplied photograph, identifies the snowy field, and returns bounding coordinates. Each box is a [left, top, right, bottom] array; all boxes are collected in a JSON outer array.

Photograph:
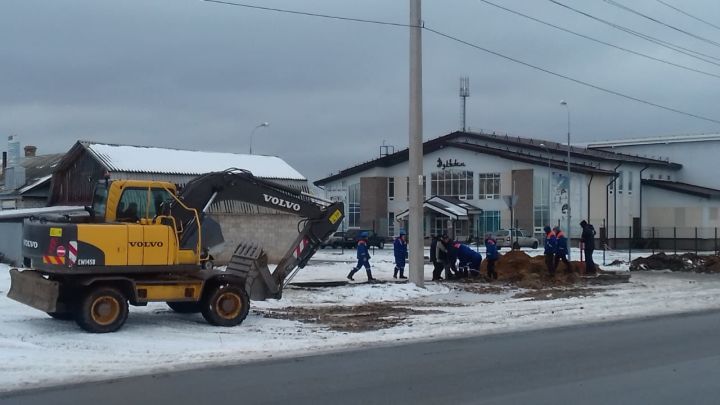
[[3, 247, 720, 393]]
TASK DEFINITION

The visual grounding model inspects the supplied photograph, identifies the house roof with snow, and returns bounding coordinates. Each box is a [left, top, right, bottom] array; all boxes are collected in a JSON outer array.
[[315, 131, 680, 186], [58, 141, 305, 180], [0, 153, 65, 197]]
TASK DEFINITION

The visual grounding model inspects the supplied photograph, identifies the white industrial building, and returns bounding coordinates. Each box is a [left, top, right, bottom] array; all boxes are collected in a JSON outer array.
[[315, 131, 720, 249]]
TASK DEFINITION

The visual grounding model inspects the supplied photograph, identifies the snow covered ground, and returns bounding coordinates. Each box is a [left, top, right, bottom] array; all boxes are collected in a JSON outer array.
[[2, 247, 720, 393]]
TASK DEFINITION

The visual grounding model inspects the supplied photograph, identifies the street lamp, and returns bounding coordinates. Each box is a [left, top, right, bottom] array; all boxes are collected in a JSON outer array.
[[540, 143, 552, 229], [250, 122, 270, 154], [560, 100, 571, 259]]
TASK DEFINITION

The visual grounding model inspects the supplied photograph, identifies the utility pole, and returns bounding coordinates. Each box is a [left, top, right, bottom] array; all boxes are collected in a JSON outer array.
[[409, 0, 424, 288]]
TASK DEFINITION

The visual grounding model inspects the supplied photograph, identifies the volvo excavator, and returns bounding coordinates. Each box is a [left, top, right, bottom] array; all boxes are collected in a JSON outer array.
[[8, 169, 344, 333]]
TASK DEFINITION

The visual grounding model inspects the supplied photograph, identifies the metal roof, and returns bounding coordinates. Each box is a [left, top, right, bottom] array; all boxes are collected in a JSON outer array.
[[75, 141, 305, 180], [585, 133, 720, 148], [641, 179, 720, 199], [315, 131, 676, 186]]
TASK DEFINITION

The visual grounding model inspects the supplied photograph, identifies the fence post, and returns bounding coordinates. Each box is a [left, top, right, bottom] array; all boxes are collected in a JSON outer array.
[[715, 227, 718, 256], [695, 227, 698, 255], [628, 225, 632, 263], [602, 218, 606, 266], [674, 227, 677, 255], [652, 227, 655, 255]]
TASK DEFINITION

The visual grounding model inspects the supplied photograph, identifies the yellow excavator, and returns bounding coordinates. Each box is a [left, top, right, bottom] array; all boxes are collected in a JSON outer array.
[[8, 169, 344, 333]]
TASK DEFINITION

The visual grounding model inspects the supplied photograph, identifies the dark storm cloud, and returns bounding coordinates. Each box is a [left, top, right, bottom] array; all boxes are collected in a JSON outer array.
[[1, 0, 719, 180]]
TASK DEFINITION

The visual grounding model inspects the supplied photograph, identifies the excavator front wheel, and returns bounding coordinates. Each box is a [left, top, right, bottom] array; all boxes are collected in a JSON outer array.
[[76, 287, 129, 333], [201, 283, 250, 327]]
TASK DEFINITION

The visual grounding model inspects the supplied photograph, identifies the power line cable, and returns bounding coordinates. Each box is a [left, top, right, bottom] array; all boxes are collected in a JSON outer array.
[[548, 0, 720, 66], [602, 0, 720, 48], [202, 0, 412, 28], [201, 0, 720, 126], [423, 25, 720, 125], [477, 0, 720, 80], [655, 0, 720, 32]]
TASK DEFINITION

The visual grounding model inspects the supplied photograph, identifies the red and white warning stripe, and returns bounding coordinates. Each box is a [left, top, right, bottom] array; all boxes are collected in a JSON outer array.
[[67, 241, 78, 266], [293, 238, 310, 258]]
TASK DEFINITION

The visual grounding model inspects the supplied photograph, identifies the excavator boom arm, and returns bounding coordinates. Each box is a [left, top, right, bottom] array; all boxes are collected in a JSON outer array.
[[169, 169, 344, 299]]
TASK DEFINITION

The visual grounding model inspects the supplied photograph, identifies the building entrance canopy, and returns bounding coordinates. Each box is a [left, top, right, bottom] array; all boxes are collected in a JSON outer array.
[[396, 195, 483, 221]]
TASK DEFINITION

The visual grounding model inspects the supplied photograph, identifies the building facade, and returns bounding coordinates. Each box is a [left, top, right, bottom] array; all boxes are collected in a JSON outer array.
[[315, 131, 715, 248]]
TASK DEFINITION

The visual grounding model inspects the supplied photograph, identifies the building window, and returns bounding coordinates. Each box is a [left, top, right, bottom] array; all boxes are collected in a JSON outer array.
[[628, 170, 633, 195], [431, 170, 474, 199], [478, 211, 501, 238], [618, 171, 624, 194], [650, 173, 654, 179], [533, 176, 550, 233], [348, 183, 360, 227], [406, 176, 410, 201], [667, 175, 671, 180], [478, 173, 500, 199], [388, 212, 395, 236], [388, 177, 395, 200]]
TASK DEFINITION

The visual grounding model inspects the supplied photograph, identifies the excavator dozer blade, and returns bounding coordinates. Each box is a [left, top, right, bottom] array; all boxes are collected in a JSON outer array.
[[225, 240, 281, 301], [7, 269, 60, 313]]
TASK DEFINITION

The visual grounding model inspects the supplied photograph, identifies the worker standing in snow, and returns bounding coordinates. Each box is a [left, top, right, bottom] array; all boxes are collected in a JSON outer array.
[[553, 226, 571, 273], [348, 231, 376, 282], [580, 220, 597, 275], [433, 233, 449, 281], [484, 233, 500, 280], [454, 242, 483, 278], [544, 225, 558, 277], [393, 230, 408, 279]]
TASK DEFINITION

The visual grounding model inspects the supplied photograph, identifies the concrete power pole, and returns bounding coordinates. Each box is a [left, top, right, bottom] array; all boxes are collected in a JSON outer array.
[[409, 0, 424, 288]]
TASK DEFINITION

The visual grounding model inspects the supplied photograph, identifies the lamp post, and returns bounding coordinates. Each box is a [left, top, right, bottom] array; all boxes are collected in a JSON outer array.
[[560, 100, 571, 259], [250, 122, 270, 154], [540, 143, 552, 229]]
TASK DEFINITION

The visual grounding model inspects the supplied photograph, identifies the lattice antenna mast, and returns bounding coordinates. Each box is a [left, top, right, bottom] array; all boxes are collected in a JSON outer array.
[[459, 76, 470, 131]]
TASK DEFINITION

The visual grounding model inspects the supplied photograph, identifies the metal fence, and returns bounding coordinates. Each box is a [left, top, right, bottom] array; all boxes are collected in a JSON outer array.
[[601, 225, 720, 255]]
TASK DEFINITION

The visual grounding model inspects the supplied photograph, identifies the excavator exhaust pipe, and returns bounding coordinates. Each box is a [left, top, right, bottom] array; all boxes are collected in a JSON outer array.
[[225, 240, 281, 301]]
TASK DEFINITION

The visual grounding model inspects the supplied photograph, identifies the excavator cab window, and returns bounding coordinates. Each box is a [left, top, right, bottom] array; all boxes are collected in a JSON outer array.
[[149, 188, 174, 218], [117, 188, 148, 222], [91, 183, 108, 219]]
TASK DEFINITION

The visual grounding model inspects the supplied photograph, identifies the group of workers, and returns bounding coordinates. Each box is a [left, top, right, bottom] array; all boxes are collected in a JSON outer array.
[[430, 233, 499, 281], [346, 230, 500, 282], [347, 220, 597, 282], [543, 220, 597, 276]]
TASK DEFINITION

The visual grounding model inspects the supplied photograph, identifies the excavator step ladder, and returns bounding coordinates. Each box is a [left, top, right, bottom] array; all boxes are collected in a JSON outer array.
[[225, 240, 280, 301]]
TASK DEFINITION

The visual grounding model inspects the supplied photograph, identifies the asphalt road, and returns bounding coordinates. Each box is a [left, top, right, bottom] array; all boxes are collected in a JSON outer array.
[[3, 310, 720, 405]]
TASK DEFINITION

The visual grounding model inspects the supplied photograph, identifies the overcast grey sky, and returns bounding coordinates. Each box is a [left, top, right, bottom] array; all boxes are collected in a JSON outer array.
[[1, 0, 719, 181]]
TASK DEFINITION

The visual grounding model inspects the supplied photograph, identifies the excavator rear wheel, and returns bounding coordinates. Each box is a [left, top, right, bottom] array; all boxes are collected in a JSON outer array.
[[76, 286, 129, 333], [201, 283, 250, 327]]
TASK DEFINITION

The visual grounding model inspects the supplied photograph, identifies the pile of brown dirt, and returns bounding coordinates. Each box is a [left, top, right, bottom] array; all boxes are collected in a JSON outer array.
[[470, 250, 597, 289], [630, 252, 720, 273]]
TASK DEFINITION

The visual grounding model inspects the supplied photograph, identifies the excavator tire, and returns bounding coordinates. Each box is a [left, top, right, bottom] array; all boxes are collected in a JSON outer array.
[[167, 301, 202, 313], [201, 283, 250, 327], [75, 286, 129, 333]]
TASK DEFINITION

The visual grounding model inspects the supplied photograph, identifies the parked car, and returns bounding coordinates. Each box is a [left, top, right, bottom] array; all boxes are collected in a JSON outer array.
[[343, 229, 386, 249], [320, 231, 345, 249], [494, 229, 539, 249]]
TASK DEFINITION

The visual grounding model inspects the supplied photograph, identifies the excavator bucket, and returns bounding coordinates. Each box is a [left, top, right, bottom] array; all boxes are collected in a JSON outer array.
[[225, 240, 280, 301]]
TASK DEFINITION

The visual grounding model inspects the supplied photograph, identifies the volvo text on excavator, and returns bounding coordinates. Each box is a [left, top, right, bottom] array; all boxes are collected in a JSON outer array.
[[8, 169, 344, 333]]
